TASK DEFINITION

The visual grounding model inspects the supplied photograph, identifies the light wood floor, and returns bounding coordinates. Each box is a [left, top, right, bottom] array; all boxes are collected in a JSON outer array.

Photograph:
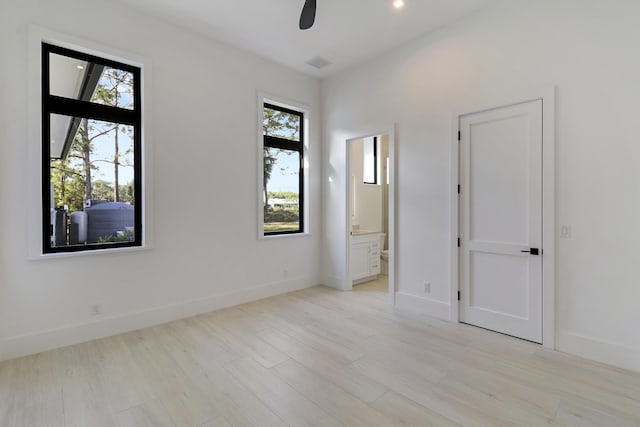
[[1, 278, 639, 426]]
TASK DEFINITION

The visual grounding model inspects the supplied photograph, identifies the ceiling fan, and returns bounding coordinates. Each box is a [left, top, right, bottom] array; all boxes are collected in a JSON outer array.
[[299, 0, 316, 30], [299, 0, 404, 30]]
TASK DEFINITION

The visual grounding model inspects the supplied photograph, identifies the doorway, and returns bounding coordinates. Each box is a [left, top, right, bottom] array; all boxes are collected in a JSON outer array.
[[453, 94, 555, 347], [346, 129, 395, 305]]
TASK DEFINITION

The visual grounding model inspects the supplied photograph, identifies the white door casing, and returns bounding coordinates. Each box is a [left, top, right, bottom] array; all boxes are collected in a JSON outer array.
[[345, 126, 397, 307], [459, 100, 543, 343]]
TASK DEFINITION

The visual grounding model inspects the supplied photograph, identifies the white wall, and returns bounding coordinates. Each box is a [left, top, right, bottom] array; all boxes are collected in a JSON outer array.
[[0, 1, 8, 360], [322, 0, 640, 371], [0, 0, 321, 361], [350, 138, 383, 232]]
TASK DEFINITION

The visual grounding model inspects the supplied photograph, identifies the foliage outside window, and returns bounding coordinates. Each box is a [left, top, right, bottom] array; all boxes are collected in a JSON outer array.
[[42, 43, 142, 253], [363, 136, 377, 184], [263, 103, 304, 235]]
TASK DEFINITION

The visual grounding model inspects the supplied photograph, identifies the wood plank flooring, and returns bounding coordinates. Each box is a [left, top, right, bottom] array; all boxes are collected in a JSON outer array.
[[1, 278, 639, 426]]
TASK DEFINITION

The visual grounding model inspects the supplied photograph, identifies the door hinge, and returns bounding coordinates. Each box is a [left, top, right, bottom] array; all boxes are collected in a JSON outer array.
[[458, 130, 461, 141], [457, 184, 460, 194], [458, 291, 461, 301], [457, 238, 460, 247]]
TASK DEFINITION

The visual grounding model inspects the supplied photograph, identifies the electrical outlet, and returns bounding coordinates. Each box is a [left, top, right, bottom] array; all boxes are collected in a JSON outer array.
[[283, 268, 289, 278], [91, 304, 101, 316], [424, 282, 431, 293]]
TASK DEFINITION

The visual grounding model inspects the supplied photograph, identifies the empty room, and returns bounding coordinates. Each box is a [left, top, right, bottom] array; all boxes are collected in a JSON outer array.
[[1, 0, 639, 425]]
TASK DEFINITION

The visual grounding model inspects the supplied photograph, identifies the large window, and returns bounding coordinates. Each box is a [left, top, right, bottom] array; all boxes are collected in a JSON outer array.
[[262, 103, 304, 235], [42, 43, 142, 253]]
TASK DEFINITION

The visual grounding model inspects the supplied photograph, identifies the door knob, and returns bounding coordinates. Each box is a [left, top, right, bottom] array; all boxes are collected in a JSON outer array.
[[520, 248, 540, 255]]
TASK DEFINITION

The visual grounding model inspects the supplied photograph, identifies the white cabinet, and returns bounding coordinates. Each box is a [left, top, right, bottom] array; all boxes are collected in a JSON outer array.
[[351, 233, 382, 284], [351, 242, 372, 281]]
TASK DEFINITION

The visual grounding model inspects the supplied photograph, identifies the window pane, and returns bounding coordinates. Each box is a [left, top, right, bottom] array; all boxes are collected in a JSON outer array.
[[363, 137, 376, 184], [263, 148, 300, 233], [49, 52, 135, 110], [49, 113, 136, 247], [263, 106, 301, 141]]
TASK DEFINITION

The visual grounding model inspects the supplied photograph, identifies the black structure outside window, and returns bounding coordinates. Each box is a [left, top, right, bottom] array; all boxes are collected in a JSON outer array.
[[42, 43, 142, 253], [263, 103, 304, 235]]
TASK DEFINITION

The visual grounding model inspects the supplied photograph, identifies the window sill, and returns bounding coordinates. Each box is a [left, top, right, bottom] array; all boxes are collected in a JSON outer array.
[[259, 232, 311, 241], [28, 244, 152, 261]]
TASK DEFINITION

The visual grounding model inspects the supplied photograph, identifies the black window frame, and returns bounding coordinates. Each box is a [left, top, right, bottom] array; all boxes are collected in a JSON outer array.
[[263, 102, 305, 236], [363, 136, 378, 185], [42, 42, 143, 254]]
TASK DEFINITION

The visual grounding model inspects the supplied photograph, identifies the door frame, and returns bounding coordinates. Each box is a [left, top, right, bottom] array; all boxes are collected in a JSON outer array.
[[450, 89, 556, 349], [345, 124, 397, 306]]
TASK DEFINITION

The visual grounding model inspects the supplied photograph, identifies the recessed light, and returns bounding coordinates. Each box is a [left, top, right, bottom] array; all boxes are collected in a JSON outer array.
[[393, 0, 404, 9], [77, 65, 84, 70]]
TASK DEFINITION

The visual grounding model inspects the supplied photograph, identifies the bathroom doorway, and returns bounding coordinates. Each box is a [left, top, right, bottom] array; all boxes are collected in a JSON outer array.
[[346, 129, 395, 304]]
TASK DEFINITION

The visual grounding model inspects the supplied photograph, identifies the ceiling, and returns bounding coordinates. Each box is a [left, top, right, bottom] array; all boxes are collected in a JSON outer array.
[[117, 0, 496, 79]]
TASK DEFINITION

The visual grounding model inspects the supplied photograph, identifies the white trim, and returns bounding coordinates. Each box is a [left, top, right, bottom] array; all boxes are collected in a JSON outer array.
[[450, 88, 556, 349], [28, 245, 151, 261], [541, 87, 556, 349], [557, 331, 640, 373], [259, 232, 312, 241], [0, 277, 318, 363], [345, 125, 397, 305], [26, 25, 154, 258], [321, 275, 345, 290], [449, 114, 460, 322], [257, 92, 311, 239], [395, 293, 450, 321], [344, 137, 352, 290], [389, 124, 398, 306]]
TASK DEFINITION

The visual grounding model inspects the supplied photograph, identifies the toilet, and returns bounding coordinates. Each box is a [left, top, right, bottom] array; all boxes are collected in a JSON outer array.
[[379, 234, 389, 276]]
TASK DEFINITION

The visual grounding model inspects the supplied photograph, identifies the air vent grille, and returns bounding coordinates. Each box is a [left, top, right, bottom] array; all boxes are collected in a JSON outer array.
[[306, 56, 332, 69]]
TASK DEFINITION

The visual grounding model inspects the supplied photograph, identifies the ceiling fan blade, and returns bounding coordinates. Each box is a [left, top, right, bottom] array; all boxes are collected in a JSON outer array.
[[299, 0, 316, 30]]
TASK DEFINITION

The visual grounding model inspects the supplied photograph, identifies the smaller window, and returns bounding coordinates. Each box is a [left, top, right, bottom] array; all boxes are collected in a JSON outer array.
[[363, 136, 377, 184], [262, 103, 305, 235]]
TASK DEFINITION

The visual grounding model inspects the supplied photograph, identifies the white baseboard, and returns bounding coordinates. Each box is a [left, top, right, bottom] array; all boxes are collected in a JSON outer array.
[[1, 277, 317, 363], [395, 292, 450, 320], [353, 275, 380, 286], [557, 330, 640, 373], [321, 275, 348, 290]]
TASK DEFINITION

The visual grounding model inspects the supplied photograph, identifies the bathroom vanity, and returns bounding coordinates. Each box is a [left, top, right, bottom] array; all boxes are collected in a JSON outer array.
[[350, 232, 384, 284]]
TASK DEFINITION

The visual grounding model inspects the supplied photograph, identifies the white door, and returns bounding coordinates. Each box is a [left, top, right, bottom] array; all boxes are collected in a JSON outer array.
[[459, 100, 543, 343]]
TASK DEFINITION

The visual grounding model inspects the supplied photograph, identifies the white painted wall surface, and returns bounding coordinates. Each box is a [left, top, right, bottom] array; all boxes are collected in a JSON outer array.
[[322, 0, 640, 371], [0, 0, 9, 361], [0, 0, 321, 361], [350, 139, 383, 233]]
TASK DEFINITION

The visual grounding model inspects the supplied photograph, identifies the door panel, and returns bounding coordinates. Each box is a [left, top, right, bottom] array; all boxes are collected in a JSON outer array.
[[460, 100, 543, 343], [469, 115, 530, 244], [470, 252, 529, 318]]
